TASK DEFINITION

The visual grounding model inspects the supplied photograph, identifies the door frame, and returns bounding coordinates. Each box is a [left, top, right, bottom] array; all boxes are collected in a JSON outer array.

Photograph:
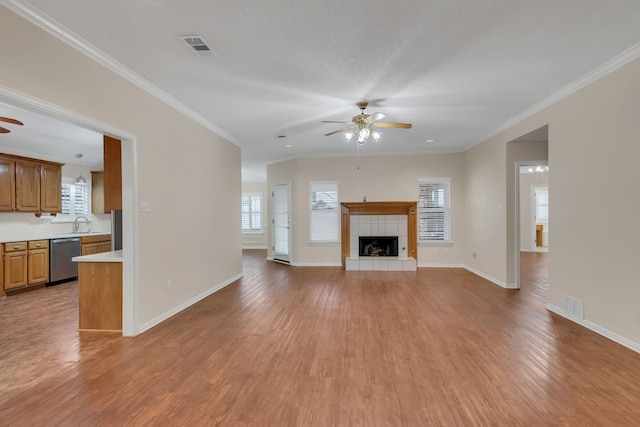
[[0, 87, 139, 336], [514, 160, 548, 289], [271, 181, 291, 264]]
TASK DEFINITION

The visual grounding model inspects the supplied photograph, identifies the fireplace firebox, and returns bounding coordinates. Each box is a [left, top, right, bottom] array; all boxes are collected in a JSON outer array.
[[359, 236, 399, 257]]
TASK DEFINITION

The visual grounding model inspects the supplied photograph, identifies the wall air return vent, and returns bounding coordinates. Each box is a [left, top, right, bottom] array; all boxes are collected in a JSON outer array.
[[179, 35, 217, 58]]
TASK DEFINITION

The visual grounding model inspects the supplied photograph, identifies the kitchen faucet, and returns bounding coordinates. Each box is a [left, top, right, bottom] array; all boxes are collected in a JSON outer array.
[[73, 215, 91, 233]]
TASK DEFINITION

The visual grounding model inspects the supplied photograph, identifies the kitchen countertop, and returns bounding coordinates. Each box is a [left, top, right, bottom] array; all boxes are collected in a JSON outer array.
[[0, 231, 111, 244], [73, 250, 123, 263]]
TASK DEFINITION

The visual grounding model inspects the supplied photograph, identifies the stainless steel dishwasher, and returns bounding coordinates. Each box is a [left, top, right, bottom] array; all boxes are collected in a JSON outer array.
[[49, 237, 81, 285]]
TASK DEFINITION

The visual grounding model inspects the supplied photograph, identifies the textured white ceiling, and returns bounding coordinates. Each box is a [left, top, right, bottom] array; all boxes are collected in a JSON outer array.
[[4, 1, 640, 182]]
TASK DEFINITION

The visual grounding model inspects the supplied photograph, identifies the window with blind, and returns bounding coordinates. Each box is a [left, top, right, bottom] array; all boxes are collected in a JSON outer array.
[[418, 178, 451, 242], [241, 193, 262, 233], [61, 183, 89, 216], [309, 181, 339, 243], [536, 188, 549, 221]]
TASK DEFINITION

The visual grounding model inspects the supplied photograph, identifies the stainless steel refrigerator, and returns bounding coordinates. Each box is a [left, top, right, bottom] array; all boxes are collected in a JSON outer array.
[[111, 209, 123, 250]]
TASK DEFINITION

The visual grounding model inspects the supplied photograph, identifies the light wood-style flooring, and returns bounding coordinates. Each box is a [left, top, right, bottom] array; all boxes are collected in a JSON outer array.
[[1, 250, 640, 425]]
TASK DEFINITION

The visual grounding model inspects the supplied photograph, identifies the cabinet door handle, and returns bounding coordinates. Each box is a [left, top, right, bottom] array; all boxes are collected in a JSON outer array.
[[36, 244, 41, 247], [13, 245, 19, 249]]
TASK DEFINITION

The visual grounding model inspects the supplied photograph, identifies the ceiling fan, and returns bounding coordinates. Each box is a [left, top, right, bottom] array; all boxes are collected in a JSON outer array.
[[0, 116, 24, 134], [322, 101, 412, 145]]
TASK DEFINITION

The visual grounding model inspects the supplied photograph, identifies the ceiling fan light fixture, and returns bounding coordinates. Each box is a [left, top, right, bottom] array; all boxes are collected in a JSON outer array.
[[372, 131, 381, 141], [359, 127, 371, 139], [344, 131, 354, 141]]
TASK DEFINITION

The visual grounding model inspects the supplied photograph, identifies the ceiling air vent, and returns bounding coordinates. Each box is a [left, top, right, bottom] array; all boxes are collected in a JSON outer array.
[[179, 35, 217, 58]]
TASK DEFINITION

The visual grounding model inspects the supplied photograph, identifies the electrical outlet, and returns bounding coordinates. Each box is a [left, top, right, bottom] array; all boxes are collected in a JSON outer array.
[[167, 278, 172, 289], [472, 251, 479, 259]]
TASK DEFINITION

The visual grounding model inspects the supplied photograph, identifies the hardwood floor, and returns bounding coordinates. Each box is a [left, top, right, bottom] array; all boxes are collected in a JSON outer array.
[[1, 250, 640, 425]]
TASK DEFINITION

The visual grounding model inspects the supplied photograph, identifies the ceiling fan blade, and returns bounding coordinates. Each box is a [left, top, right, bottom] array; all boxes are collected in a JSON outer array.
[[0, 117, 24, 126], [375, 122, 412, 129], [364, 112, 386, 123], [0, 126, 10, 133], [321, 120, 351, 124], [325, 127, 353, 136]]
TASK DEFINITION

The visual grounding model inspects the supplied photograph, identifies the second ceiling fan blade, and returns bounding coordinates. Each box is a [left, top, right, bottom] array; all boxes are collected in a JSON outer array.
[[0, 127, 10, 133], [321, 120, 351, 124], [375, 122, 412, 129], [325, 127, 353, 136], [365, 112, 386, 123], [0, 117, 24, 126]]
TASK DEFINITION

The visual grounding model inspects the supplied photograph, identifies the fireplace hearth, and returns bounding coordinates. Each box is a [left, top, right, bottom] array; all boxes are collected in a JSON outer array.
[[359, 236, 399, 257]]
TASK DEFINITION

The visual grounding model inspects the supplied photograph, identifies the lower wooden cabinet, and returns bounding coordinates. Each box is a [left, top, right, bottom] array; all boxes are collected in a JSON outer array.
[[4, 242, 28, 290], [27, 240, 49, 286], [81, 235, 112, 255], [3, 240, 49, 293]]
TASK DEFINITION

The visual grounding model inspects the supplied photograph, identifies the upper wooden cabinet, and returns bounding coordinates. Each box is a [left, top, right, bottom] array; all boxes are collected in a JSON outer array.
[[91, 171, 105, 214], [40, 162, 62, 212], [0, 153, 63, 214], [0, 156, 16, 211], [103, 136, 122, 212], [16, 159, 41, 212]]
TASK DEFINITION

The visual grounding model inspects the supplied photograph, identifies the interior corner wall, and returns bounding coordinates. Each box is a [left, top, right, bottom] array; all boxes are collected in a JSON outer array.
[[466, 56, 640, 345], [242, 182, 268, 249], [267, 153, 466, 266], [0, 7, 243, 328]]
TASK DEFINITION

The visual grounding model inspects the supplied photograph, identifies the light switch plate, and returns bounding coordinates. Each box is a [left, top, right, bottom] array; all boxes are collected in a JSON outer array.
[[139, 201, 152, 212]]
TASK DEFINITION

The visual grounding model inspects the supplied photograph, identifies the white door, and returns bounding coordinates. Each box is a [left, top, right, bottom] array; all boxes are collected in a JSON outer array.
[[272, 183, 291, 263]]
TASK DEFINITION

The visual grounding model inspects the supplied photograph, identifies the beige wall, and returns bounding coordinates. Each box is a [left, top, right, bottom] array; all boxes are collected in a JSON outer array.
[[267, 153, 466, 266], [242, 182, 268, 249], [519, 171, 549, 251], [466, 57, 640, 343], [0, 7, 242, 329]]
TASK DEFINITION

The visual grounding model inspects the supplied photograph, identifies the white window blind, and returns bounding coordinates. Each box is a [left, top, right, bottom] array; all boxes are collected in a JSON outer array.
[[309, 181, 339, 243], [61, 183, 89, 216], [536, 188, 549, 221], [418, 178, 451, 242], [241, 193, 262, 233]]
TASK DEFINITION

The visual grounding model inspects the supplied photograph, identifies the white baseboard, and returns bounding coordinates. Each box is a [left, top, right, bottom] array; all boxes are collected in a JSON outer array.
[[418, 263, 465, 268], [546, 304, 640, 355], [242, 246, 268, 250], [139, 272, 243, 334], [464, 265, 510, 288]]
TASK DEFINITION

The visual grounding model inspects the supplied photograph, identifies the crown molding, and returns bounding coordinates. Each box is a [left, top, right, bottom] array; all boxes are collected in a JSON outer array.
[[474, 40, 640, 147], [0, 0, 243, 149]]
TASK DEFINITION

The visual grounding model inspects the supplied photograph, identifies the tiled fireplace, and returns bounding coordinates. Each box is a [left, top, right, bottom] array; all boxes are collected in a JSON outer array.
[[341, 201, 418, 272]]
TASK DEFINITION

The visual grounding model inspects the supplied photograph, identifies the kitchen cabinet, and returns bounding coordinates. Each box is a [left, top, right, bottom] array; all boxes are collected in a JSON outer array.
[[3, 240, 49, 293], [91, 171, 105, 214], [40, 163, 62, 213], [81, 234, 112, 255], [103, 136, 122, 212], [0, 156, 15, 211], [0, 153, 63, 215], [27, 240, 49, 286], [0, 244, 4, 298], [3, 242, 28, 290]]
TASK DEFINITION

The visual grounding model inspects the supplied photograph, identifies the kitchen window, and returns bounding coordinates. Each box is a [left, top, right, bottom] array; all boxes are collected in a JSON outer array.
[[242, 193, 262, 233], [309, 181, 339, 243], [61, 182, 90, 216], [418, 178, 451, 243]]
